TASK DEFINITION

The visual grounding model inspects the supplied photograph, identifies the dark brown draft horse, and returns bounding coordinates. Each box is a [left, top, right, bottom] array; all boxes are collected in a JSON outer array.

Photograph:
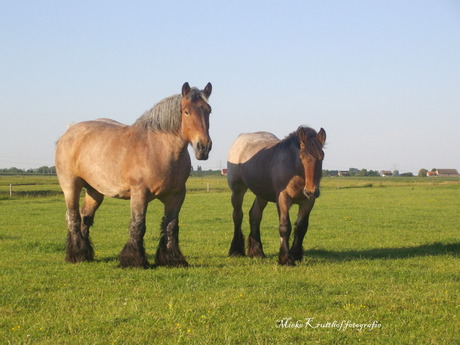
[[55, 82, 212, 268], [227, 126, 326, 265]]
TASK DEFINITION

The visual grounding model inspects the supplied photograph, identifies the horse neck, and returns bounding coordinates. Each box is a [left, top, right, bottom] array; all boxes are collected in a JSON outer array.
[[132, 123, 189, 159], [275, 137, 303, 173], [153, 131, 189, 157]]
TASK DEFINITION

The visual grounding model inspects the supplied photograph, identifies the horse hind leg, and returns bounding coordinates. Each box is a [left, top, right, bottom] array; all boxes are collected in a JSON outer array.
[[77, 188, 104, 261], [228, 184, 247, 257], [63, 180, 92, 263], [248, 196, 267, 258]]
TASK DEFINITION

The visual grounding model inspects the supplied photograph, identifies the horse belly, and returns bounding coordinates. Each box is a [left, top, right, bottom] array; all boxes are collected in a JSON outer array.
[[85, 175, 131, 199], [249, 185, 277, 203], [240, 168, 277, 202]]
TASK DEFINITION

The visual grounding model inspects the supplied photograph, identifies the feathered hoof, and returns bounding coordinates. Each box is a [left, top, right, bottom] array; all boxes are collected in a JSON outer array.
[[289, 248, 304, 262], [229, 236, 246, 257], [155, 247, 189, 267], [119, 242, 149, 268], [278, 255, 296, 266], [66, 233, 94, 263], [228, 250, 246, 257], [247, 238, 265, 258]]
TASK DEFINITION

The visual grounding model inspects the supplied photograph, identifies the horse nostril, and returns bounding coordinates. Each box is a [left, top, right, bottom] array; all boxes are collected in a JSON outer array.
[[196, 141, 212, 154], [194, 141, 211, 160]]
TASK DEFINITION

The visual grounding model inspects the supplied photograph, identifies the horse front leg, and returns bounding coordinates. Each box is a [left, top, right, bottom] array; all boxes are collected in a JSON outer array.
[[78, 188, 104, 261], [277, 193, 294, 266], [289, 199, 315, 262], [119, 191, 149, 268], [155, 191, 188, 267]]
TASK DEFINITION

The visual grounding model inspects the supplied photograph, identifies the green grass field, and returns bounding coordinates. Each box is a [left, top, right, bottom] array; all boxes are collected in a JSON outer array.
[[0, 175, 459, 344]]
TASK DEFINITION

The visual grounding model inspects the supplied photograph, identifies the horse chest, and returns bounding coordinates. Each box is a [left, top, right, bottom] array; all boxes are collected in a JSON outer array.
[[145, 164, 189, 197]]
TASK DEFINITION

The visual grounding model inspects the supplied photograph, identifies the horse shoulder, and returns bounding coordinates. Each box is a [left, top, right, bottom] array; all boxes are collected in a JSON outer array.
[[128, 131, 191, 196]]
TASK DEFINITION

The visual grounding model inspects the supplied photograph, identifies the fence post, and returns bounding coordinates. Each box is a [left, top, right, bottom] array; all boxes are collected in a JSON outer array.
[[207, 183, 210, 193], [10, 184, 12, 198]]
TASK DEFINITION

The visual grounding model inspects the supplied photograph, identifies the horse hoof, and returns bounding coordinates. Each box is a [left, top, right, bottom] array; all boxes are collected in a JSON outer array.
[[175, 260, 189, 268], [278, 256, 296, 266], [229, 250, 246, 257], [279, 261, 296, 266], [248, 250, 266, 258], [290, 252, 303, 262], [119, 257, 150, 269], [155, 249, 189, 267]]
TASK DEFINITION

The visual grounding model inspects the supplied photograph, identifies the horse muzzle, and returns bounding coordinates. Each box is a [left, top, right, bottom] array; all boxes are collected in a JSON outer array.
[[193, 140, 212, 160], [303, 187, 320, 200]]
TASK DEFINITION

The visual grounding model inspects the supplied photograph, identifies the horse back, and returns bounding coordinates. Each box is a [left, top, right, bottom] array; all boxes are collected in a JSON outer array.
[[227, 132, 279, 164], [56, 120, 189, 199], [93, 118, 128, 126]]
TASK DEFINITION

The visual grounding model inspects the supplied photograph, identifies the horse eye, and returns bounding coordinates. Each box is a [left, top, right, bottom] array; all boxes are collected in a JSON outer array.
[[185, 110, 190, 116]]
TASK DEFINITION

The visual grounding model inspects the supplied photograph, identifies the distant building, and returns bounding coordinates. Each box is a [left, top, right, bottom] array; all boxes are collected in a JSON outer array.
[[437, 169, 459, 177], [338, 171, 349, 177], [427, 169, 459, 177], [380, 170, 393, 177]]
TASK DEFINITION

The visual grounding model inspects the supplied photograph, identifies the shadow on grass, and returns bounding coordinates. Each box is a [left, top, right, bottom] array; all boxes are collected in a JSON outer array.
[[84, 242, 460, 267], [95, 253, 245, 269], [305, 242, 460, 262]]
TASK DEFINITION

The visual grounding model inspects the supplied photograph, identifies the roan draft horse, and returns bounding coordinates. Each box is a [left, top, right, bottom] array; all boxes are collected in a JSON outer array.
[[55, 82, 212, 268], [227, 126, 326, 265]]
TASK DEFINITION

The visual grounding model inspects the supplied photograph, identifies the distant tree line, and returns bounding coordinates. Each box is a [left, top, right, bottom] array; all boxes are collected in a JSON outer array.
[[322, 168, 415, 177], [323, 168, 381, 177], [417, 168, 440, 177], [0, 166, 445, 178], [0, 166, 56, 174], [190, 166, 222, 177], [322, 168, 453, 178]]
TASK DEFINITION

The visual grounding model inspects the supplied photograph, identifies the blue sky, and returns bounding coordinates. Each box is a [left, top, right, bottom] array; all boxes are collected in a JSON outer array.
[[1, 0, 459, 173]]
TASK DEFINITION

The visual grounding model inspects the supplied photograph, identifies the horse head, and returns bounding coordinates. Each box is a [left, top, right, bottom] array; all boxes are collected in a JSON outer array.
[[297, 127, 326, 200], [180, 82, 213, 160]]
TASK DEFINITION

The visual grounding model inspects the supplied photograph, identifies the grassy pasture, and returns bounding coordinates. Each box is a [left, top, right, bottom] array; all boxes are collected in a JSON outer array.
[[0, 175, 459, 344]]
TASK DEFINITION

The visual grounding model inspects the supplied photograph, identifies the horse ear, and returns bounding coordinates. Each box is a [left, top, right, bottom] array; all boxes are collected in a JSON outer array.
[[297, 127, 307, 147], [317, 128, 326, 146], [182, 82, 191, 97], [203, 82, 212, 98]]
